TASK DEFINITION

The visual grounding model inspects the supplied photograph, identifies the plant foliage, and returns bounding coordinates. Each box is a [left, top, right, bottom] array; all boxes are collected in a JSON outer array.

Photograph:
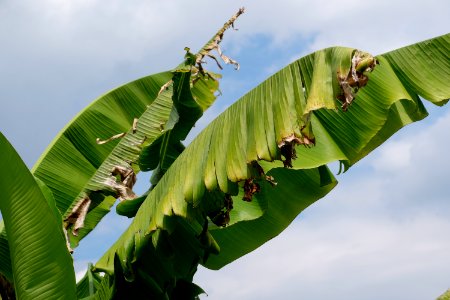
[[0, 8, 448, 298]]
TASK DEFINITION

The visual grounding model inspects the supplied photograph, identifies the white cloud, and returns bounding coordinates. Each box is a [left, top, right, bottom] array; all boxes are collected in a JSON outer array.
[[366, 109, 450, 207], [196, 214, 450, 300], [371, 140, 413, 173]]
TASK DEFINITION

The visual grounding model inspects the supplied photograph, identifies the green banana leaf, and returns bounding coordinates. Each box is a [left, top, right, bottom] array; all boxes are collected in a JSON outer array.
[[76, 271, 115, 300], [89, 274, 115, 300], [0, 177, 66, 284], [93, 33, 449, 296], [32, 71, 174, 247], [117, 67, 219, 217], [0, 67, 219, 292], [207, 33, 449, 267], [0, 133, 76, 299], [0, 12, 238, 286], [28, 49, 221, 249], [0, 222, 12, 283], [138, 66, 219, 174]]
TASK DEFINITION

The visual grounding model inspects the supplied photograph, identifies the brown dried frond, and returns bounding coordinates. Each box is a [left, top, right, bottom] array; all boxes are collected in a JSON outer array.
[[337, 51, 378, 111], [64, 196, 91, 236], [243, 179, 261, 202]]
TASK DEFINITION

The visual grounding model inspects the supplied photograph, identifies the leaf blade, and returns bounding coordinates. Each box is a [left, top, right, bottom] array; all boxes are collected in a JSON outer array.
[[94, 34, 449, 290], [0, 133, 76, 300]]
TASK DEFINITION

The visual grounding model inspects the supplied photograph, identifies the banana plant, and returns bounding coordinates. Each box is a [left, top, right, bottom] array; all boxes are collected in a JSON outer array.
[[92, 32, 450, 298], [0, 7, 448, 299], [0, 6, 238, 283]]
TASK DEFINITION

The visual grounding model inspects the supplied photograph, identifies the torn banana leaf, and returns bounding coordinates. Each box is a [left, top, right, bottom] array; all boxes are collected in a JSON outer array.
[[0, 69, 220, 287], [116, 66, 219, 218], [31, 61, 219, 249], [92, 34, 449, 296], [205, 164, 336, 269], [31, 70, 173, 248], [0, 133, 76, 299], [206, 33, 449, 267], [0, 11, 241, 287], [295, 33, 449, 171], [138, 70, 218, 173]]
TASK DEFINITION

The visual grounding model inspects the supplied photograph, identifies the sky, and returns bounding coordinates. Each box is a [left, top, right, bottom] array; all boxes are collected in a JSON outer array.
[[0, 1, 449, 299]]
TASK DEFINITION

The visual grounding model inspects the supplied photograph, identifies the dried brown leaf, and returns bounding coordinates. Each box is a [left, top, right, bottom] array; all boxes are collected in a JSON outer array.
[[338, 50, 378, 111], [96, 132, 126, 145], [64, 197, 91, 236], [195, 7, 244, 70], [132, 118, 138, 134], [105, 165, 138, 201], [158, 80, 173, 95], [243, 179, 261, 202]]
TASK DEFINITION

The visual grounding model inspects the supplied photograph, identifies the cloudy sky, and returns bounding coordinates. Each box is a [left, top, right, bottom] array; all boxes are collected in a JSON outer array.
[[1, 0, 449, 299]]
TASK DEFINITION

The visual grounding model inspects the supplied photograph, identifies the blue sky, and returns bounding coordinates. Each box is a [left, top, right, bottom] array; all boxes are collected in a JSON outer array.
[[1, 1, 449, 299]]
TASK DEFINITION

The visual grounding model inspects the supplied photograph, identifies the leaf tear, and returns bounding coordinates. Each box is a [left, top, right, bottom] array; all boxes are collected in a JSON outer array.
[[243, 179, 261, 202], [105, 165, 138, 201], [195, 7, 244, 71], [338, 50, 378, 111], [250, 161, 277, 186], [278, 134, 313, 168], [132, 118, 138, 134], [64, 196, 92, 236], [62, 226, 74, 253], [96, 132, 126, 145], [217, 45, 240, 70], [265, 175, 278, 187], [209, 194, 233, 227], [206, 54, 223, 70], [158, 80, 173, 96]]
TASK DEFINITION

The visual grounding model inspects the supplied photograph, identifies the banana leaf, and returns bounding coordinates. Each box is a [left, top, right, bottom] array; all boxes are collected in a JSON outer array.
[[207, 33, 449, 267], [31, 71, 174, 245], [0, 63, 219, 291], [0, 10, 239, 286], [0, 133, 76, 299], [92, 34, 449, 297]]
